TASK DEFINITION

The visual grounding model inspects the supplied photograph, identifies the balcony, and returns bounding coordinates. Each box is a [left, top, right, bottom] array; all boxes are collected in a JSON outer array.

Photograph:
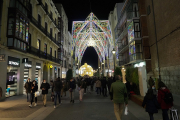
[[29, 16, 60, 46], [129, 52, 142, 63], [27, 46, 61, 64]]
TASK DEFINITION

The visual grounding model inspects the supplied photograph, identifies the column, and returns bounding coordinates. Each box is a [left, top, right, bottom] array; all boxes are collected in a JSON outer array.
[[0, 55, 7, 100], [138, 66, 148, 96], [17, 58, 24, 95]]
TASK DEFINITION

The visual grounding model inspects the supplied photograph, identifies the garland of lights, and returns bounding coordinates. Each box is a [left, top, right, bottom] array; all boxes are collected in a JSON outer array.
[[72, 13, 113, 63]]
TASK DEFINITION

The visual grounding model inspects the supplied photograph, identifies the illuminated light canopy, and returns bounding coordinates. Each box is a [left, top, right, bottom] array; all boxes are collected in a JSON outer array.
[[72, 13, 113, 63]]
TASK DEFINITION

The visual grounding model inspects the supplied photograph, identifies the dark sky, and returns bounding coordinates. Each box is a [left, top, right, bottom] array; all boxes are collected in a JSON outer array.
[[53, 0, 124, 69]]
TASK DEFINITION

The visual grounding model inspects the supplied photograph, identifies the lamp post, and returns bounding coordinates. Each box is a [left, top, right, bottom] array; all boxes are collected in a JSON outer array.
[[112, 48, 116, 77]]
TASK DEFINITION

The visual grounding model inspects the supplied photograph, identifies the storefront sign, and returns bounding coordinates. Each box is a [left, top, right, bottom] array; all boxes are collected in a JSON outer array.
[[50, 65, 53, 68], [36, 63, 41, 69], [0, 54, 5, 61], [24, 61, 32, 68], [8, 56, 20, 67]]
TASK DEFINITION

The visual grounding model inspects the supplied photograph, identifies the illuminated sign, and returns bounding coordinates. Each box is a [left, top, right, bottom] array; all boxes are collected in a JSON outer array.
[[25, 63, 32, 68], [134, 62, 145, 68], [50, 65, 53, 68], [9, 61, 19, 66], [36, 66, 41, 69]]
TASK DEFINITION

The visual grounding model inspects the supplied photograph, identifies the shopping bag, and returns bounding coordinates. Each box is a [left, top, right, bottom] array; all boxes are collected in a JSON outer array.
[[170, 107, 179, 120], [124, 106, 128, 115], [35, 91, 41, 97]]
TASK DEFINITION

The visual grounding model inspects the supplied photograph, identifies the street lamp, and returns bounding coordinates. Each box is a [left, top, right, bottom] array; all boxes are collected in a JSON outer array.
[[112, 48, 116, 77]]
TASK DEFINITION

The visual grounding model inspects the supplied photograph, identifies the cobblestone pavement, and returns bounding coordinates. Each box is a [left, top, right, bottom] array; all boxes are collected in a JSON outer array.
[[0, 88, 179, 120]]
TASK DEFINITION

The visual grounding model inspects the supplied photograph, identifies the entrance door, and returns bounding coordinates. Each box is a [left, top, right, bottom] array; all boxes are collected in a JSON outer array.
[[43, 65, 48, 81]]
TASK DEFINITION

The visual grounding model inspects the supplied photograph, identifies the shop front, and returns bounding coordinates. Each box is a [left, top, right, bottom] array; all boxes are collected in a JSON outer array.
[[23, 61, 32, 95], [6, 56, 20, 97]]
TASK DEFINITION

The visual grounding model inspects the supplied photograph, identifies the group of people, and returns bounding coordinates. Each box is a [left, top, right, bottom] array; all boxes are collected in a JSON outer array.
[[142, 77, 173, 120]]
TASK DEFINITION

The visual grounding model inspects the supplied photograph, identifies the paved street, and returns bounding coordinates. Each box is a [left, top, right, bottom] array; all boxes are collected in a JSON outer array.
[[0, 88, 180, 120]]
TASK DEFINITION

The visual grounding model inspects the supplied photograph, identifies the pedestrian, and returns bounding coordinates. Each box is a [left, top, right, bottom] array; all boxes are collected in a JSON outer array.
[[40, 79, 50, 107], [79, 78, 85, 101], [69, 78, 76, 103], [84, 78, 87, 94], [50, 80, 54, 102], [158, 81, 173, 120], [101, 77, 107, 97], [110, 75, 128, 120], [96, 77, 101, 95], [33, 80, 38, 106], [29, 80, 38, 108], [24, 78, 31, 102], [53, 78, 62, 108], [148, 77, 155, 88], [107, 77, 113, 95], [6, 85, 10, 97], [142, 89, 159, 120]]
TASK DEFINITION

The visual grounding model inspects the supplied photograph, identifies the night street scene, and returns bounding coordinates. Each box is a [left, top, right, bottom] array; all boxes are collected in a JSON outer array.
[[0, 0, 180, 120]]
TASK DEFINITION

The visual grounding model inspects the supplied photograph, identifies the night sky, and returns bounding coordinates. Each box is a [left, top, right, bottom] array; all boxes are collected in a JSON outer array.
[[53, 0, 124, 69]]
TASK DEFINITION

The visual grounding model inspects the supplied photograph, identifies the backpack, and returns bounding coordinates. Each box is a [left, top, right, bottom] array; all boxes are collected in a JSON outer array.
[[163, 91, 173, 104]]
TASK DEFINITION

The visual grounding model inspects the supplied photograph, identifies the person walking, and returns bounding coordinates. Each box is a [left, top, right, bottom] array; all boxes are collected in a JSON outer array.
[[107, 77, 113, 95], [33, 80, 38, 106], [53, 78, 62, 108], [24, 78, 31, 102], [29, 80, 38, 108], [158, 81, 173, 120], [79, 78, 85, 101], [110, 75, 128, 120], [142, 89, 159, 120], [69, 78, 76, 103], [101, 77, 107, 97], [96, 77, 101, 95], [40, 79, 50, 107], [61, 80, 67, 97]]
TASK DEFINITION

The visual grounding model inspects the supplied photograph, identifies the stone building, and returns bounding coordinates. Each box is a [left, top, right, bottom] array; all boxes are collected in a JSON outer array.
[[0, 0, 63, 100], [145, 0, 180, 94]]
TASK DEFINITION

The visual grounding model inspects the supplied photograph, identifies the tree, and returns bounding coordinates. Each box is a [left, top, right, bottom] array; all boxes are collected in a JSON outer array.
[[66, 69, 73, 82], [114, 66, 122, 76]]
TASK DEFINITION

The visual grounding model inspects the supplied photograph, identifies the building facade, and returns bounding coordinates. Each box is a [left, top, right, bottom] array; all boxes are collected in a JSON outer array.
[[114, 0, 151, 96], [145, 0, 180, 95], [55, 4, 69, 78], [0, 0, 63, 100]]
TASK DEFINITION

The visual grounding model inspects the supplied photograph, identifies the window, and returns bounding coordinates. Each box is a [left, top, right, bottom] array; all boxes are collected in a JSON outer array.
[[38, 14, 41, 25], [50, 11, 52, 19], [50, 47, 52, 56], [45, 22, 47, 31], [44, 43, 47, 54], [50, 28, 52, 38], [55, 50, 56, 58], [55, 34, 56, 41], [45, 3, 48, 12], [37, 39, 40, 50], [55, 18, 56, 24]]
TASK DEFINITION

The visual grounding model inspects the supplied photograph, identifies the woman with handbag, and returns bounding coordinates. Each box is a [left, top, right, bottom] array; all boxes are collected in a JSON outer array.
[[29, 80, 38, 108]]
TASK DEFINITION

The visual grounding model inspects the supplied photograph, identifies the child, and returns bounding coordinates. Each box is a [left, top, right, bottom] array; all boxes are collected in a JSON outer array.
[[6, 85, 10, 97], [142, 89, 159, 120]]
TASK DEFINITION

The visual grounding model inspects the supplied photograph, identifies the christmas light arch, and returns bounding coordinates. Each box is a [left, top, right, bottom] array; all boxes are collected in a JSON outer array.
[[72, 13, 113, 64]]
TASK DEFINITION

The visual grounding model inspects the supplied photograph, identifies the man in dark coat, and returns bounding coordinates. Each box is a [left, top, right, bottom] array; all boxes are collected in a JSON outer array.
[[53, 78, 62, 108], [40, 79, 50, 107], [24, 78, 31, 102], [69, 78, 76, 103]]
